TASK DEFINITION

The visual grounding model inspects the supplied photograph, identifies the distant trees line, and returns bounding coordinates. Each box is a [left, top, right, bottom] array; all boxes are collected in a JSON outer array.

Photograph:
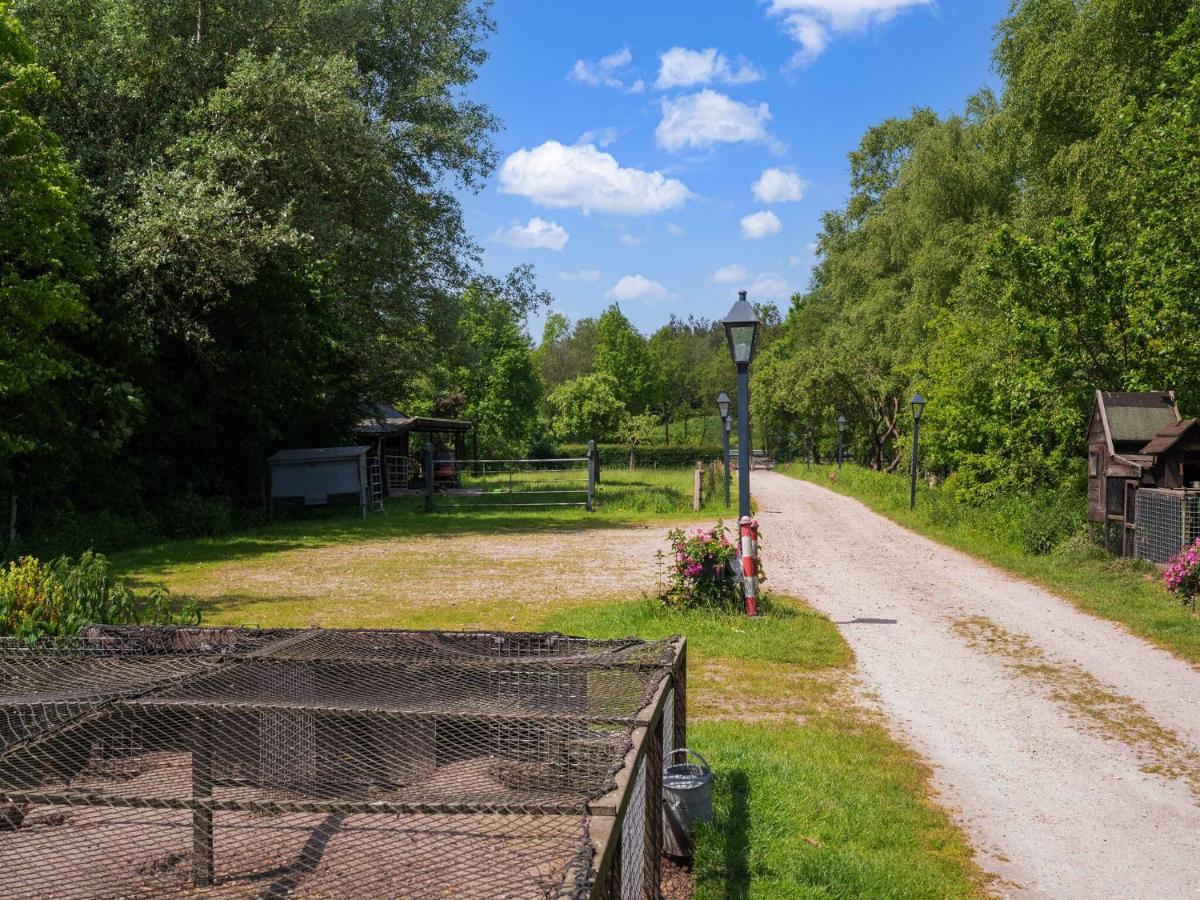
[[752, 0, 1200, 501]]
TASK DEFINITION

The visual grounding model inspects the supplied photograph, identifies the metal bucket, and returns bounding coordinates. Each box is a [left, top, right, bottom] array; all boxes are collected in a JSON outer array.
[[662, 747, 712, 857]]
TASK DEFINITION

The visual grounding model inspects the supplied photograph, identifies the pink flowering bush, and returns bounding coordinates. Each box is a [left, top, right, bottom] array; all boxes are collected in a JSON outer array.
[[1164, 537, 1200, 613], [661, 524, 740, 610]]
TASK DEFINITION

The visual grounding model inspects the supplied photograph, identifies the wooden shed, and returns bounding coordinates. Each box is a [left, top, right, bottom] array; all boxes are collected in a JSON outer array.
[[355, 403, 471, 496], [1141, 418, 1200, 489], [1086, 390, 1179, 535]]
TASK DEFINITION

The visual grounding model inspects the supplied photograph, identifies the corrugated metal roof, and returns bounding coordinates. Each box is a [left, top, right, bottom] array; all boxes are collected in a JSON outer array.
[[268, 446, 368, 464], [356, 403, 471, 435], [1141, 418, 1200, 455], [1099, 391, 1177, 443]]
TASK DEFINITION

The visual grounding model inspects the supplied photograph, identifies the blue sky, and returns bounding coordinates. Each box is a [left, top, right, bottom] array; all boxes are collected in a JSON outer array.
[[458, 0, 1009, 336]]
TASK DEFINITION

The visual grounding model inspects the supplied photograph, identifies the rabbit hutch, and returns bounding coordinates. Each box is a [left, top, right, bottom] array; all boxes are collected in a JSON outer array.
[[1086, 390, 1200, 562]]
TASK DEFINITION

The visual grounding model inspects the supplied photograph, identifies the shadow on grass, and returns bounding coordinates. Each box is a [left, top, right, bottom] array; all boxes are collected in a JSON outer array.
[[694, 768, 751, 899]]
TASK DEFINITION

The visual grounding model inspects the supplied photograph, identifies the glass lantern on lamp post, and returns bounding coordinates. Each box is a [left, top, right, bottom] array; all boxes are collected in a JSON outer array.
[[722, 292, 759, 521], [910, 393, 926, 509]]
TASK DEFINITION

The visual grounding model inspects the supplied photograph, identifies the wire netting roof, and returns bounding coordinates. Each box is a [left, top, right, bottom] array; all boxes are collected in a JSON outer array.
[[0, 626, 679, 898]]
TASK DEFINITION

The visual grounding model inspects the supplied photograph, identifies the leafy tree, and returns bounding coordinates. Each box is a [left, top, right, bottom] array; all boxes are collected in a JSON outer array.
[[618, 413, 658, 470], [547, 374, 626, 443], [9, 0, 500, 511], [595, 304, 657, 414]]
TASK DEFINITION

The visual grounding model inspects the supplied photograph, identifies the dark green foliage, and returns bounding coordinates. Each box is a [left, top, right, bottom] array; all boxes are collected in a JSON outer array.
[[161, 493, 233, 540], [4, 0, 500, 550]]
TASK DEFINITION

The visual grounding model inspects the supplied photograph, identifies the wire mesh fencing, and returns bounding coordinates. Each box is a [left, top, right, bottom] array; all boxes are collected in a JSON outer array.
[[426, 452, 596, 512], [0, 626, 686, 898], [1135, 488, 1200, 563]]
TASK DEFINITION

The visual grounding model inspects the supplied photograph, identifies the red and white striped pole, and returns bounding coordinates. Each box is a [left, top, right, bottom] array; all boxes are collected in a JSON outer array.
[[739, 515, 759, 616]]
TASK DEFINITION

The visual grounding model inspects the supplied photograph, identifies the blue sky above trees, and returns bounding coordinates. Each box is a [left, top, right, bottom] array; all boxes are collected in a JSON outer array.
[[460, 0, 1007, 333]]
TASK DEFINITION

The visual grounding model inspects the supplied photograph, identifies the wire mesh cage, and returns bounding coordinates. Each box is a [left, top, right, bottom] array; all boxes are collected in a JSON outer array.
[[0, 626, 685, 898], [1135, 488, 1200, 564]]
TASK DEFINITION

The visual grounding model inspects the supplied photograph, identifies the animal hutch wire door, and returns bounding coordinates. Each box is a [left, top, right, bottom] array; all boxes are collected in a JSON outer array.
[[1135, 488, 1200, 564]]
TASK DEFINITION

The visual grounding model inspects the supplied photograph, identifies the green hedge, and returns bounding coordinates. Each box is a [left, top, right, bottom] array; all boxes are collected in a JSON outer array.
[[554, 443, 726, 468]]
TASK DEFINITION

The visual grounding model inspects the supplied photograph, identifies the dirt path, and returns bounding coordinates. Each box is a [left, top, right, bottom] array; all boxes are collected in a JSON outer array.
[[753, 472, 1200, 899]]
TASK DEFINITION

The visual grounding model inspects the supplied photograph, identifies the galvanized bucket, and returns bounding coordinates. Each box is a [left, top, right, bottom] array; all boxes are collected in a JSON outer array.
[[662, 747, 712, 857]]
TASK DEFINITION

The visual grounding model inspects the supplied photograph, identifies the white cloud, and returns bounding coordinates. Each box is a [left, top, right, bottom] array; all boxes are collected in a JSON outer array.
[[767, 0, 932, 67], [750, 271, 790, 300], [499, 141, 692, 215], [559, 269, 600, 282], [570, 47, 644, 93], [493, 217, 569, 251], [711, 264, 748, 284], [577, 126, 619, 148], [666, 222, 684, 237], [654, 47, 764, 90], [656, 89, 773, 152], [605, 274, 676, 303], [619, 233, 644, 247], [740, 210, 783, 239], [752, 168, 808, 203]]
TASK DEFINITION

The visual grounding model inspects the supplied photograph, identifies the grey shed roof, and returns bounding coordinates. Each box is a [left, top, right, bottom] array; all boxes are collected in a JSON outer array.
[[357, 403, 471, 435], [1097, 391, 1178, 444], [267, 446, 368, 464]]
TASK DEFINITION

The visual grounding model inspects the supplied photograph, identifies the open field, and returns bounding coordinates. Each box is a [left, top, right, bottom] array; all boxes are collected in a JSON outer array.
[[112, 472, 984, 899], [779, 463, 1200, 665]]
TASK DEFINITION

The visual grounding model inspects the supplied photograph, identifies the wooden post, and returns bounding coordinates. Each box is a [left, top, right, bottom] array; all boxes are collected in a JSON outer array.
[[587, 441, 597, 512], [192, 720, 214, 886], [693, 462, 702, 511], [424, 442, 434, 512], [673, 641, 687, 752]]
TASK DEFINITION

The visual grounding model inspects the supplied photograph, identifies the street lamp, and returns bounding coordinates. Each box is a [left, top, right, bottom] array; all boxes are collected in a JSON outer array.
[[909, 393, 926, 510], [723, 292, 759, 521], [716, 391, 732, 508], [836, 415, 846, 467]]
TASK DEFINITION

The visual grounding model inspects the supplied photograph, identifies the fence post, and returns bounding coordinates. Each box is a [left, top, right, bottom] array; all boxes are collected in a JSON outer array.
[[693, 462, 702, 511], [424, 442, 434, 512], [587, 440, 596, 512]]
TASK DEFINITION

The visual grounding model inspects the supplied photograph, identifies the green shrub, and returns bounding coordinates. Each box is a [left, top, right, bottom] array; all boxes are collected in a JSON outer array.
[[162, 493, 233, 539], [0, 552, 200, 641], [555, 443, 725, 468]]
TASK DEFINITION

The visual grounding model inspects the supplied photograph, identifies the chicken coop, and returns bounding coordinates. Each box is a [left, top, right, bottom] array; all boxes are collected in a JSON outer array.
[[0, 626, 686, 899], [1086, 390, 1200, 562]]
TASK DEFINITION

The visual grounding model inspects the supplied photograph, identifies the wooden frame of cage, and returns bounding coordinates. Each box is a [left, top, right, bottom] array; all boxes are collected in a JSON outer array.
[[0, 630, 687, 899]]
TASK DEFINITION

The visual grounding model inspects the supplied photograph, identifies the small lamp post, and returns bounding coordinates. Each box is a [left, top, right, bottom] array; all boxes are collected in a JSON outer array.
[[836, 415, 846, 467], [716, 391, 732, 509], [909, 393, 926, 510], [723, 292, 760, 521], [807, 424, 815, 466]]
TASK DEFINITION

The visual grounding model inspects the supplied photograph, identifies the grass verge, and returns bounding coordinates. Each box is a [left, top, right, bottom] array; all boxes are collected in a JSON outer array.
[[779, 462, 1200, 666], [543, 597, 985, 899]]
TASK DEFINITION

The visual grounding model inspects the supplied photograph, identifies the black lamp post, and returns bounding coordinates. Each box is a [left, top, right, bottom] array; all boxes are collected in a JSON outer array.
[[807, 424, 815, 466], [836, 415, 846, 467], [909, 393, 925, 510], [723, 291, 760, 520], [716, 391, 732, 509]]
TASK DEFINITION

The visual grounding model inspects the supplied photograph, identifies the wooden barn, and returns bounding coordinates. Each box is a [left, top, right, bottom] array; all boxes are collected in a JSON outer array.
[[1086, 390, 1200, 560], [355, 403, 472, 495]]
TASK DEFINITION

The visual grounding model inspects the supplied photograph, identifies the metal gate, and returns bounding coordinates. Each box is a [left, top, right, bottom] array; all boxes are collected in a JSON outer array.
[[424, 443, 597, 512]]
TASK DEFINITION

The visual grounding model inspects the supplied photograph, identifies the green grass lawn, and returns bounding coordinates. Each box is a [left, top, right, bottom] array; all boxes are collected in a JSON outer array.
[[779, 462, 1200, 666]]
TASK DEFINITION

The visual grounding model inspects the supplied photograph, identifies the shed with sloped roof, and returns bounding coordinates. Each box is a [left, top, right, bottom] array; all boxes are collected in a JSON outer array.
[[1086, 390, 1179, 525]]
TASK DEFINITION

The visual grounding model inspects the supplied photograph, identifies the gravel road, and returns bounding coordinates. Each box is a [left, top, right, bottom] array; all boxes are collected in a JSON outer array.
[[753, 472, 1200, 899]]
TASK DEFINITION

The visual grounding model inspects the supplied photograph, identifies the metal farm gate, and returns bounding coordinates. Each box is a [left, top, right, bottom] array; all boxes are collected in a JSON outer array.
[[425, 442, 598, 512], [1135, 488, 1200, 563]]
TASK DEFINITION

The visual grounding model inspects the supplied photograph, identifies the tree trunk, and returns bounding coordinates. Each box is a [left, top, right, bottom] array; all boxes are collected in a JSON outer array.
[[7, 494, 16, 548]]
